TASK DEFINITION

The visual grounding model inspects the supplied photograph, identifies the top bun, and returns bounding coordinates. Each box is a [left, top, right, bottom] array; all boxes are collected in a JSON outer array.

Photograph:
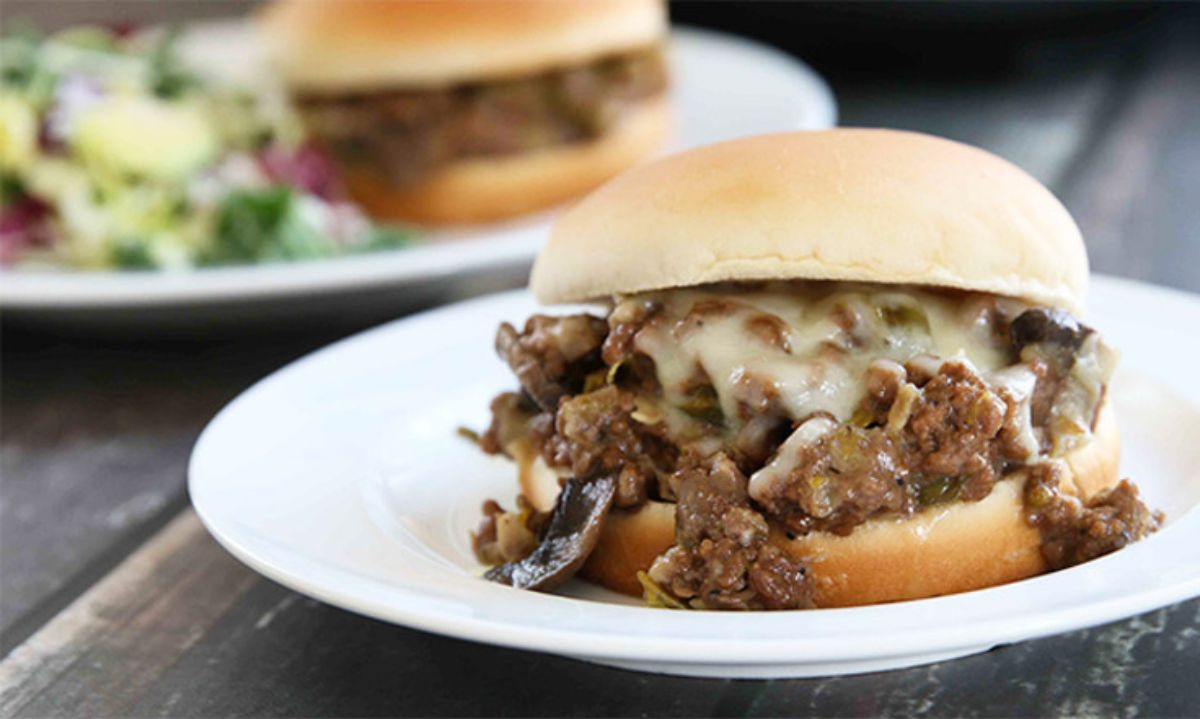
[[531, 129, 1089, 313], [259, 0, 668, 92]]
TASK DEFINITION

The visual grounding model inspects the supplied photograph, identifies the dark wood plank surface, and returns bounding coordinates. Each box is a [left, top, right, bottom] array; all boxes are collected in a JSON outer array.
[[2, 4, 1199, 717], [0, 332, 341, 651], [1057, 16, 1200, 290]]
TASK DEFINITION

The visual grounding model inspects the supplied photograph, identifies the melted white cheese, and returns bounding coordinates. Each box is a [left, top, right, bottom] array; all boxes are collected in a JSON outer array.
[[747, 415, 837, 502], [627, 283, 1026, 428]]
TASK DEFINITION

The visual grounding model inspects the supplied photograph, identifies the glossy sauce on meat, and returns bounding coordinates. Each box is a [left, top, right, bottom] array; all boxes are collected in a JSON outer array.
[[472, 283, 1156, 610]]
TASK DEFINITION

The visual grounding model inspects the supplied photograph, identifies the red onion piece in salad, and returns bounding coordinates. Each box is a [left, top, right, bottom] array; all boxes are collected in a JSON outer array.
[[256, 142, 343, 201], [0, 197, 54, 265]]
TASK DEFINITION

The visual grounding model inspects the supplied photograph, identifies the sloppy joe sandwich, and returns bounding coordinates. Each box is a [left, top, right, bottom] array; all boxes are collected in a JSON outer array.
[[260, 0, 670, 224], [471, 129, 1161, 610]]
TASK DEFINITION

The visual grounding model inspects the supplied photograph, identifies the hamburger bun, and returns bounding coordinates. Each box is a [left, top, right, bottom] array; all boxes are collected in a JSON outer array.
[[516, 400, 1120, 606], [260, 0, 668, 92], [487, 130, 1131, 609], [340, 98, 671, 224], [531, 129, 1088, 314]]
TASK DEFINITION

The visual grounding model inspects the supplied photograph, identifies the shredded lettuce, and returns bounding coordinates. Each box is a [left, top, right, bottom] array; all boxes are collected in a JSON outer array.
[[0, 173, 23, 205], [205, 187, 414, 265], [109, 237, 155, 269], [146, 27, 199, 100], [206, 187, 321, 264], [361, 224, 416, 252]]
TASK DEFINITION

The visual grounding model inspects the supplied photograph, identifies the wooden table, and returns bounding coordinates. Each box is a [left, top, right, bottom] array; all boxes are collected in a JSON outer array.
[[3, 5, 1199, 716]]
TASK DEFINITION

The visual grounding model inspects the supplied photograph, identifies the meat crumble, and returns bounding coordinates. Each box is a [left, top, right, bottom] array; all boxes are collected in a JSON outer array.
[[649, 452, 813, 610], [471, 284, 1161, 609], [297, 48, 667, 186], [750, 359, 1020, 538], [1025, 463, 1162, 570]]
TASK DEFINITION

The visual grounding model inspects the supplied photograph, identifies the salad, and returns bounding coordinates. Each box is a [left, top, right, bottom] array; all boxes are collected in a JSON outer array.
[[0, 24, 414, 270]]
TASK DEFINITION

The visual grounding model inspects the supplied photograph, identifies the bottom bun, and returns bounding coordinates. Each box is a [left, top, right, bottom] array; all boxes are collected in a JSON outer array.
[[341, 98, 670, 225], [518, 400, 1120, 607]]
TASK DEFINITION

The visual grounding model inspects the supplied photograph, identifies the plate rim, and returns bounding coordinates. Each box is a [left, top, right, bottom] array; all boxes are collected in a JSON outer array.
[[188, 273, 1200, 669]]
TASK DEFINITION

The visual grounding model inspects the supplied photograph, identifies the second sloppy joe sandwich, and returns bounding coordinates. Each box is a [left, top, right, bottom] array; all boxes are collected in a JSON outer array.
[[471, 129, 1161, 610], [260, 0, 669, 224]]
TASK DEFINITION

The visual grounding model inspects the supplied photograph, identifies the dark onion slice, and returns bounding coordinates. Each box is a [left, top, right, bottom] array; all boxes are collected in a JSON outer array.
[[485, 475, 616, 591]]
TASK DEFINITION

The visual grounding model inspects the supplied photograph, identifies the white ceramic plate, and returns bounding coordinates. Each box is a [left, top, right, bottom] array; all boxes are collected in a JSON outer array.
[[0, 24, 835, 319], [189, 275, 1200, 678]]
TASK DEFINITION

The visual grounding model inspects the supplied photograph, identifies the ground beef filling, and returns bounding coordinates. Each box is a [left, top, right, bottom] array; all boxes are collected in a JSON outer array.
[[649, 453, 813, 609], [750, 359, 1025, 537], [494, 313, 608, 412], [472, 301, 1160, 610], [297, 48, 667, 185], [471, 495, 550, 566], [546, 385, 678, 508], [1024, 463, 1162, 570]]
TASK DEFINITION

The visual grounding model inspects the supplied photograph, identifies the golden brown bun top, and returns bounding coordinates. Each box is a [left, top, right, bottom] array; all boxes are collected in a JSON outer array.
[[259, 0, 668, 91], [531, 129, 1089, 314]]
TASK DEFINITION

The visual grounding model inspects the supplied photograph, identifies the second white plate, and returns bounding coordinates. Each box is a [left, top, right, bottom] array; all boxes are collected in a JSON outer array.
[[0, 24, 836, 320]]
